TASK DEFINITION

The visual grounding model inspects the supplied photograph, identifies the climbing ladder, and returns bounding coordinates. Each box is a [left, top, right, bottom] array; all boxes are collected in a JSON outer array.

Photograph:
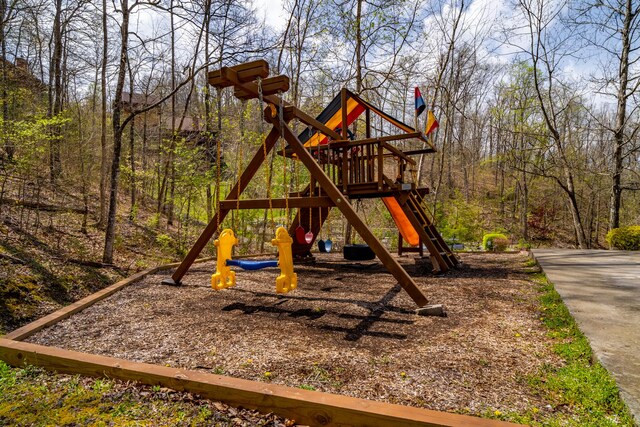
[[395, 189, 458, 273]]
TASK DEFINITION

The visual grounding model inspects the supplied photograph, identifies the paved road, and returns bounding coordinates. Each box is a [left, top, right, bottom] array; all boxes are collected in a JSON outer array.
[[532, 249, 640, 424]]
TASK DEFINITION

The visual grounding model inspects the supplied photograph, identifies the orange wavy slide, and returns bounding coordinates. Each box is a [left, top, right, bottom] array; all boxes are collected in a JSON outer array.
[[382, 197, 420, 247]]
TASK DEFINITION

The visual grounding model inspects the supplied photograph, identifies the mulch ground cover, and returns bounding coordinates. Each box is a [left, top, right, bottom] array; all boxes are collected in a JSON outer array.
[[27, 252, 557, 417]]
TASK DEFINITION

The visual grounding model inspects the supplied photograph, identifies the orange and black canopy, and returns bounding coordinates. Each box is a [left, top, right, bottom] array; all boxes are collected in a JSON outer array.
[[298, 89, 416, 147]]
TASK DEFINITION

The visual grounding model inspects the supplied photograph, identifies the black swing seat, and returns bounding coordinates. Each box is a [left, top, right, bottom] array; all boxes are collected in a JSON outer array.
[[226, 259, 278, 270], [343, 244, 375, 261]]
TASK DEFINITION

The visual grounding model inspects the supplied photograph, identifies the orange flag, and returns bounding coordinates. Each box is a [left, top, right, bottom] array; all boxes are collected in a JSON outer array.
[[425, 110, 439, 136]]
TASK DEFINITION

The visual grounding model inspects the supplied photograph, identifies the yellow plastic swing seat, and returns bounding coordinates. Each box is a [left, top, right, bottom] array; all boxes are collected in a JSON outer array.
[[211, 229, 238, 290], [211, 227, 297, 294], [271, 226, 297, 293]]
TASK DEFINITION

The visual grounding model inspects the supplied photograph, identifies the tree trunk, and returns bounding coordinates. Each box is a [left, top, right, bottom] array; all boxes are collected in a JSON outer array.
[[49, 0, 63, 182], [98, 0, 108, 229], [608, 0, 633, 231], [0, 0, 11, 159], [103, 0, 130, 264], [128, 64, 136, 221]]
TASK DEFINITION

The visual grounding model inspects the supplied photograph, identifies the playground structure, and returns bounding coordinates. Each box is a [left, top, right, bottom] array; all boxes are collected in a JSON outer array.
[[162, 59, 458, 308]]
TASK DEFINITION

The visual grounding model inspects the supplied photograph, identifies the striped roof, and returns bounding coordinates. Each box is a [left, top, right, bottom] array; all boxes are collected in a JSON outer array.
[[298, 89, 415, 147]]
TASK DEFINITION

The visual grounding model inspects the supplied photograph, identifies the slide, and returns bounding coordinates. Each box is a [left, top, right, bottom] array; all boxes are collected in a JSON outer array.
[[382, 197, 420, 247]]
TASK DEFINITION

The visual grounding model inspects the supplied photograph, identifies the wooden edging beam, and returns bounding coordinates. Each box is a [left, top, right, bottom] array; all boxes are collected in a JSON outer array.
[[3, 255, 223, 342], [0, 339, 520, 427], [3, 268, 158, 341]]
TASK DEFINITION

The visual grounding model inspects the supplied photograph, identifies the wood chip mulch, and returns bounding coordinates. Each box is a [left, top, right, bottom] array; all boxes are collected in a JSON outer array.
[[27, 252, 558, 417]]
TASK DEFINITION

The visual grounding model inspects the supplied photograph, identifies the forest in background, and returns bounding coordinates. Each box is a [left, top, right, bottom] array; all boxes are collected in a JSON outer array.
[[0, 0, 639, 265]]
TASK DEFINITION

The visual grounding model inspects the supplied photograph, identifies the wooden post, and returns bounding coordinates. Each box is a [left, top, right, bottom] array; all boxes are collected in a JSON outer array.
[[272, 116, 429, 307], [365, 108, 371, 138], [377, 143, 384, 191], [341, 88, 348, 140]]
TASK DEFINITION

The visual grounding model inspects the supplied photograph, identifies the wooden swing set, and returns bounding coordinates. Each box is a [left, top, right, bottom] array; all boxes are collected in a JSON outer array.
[[161, 59, 458, 308]]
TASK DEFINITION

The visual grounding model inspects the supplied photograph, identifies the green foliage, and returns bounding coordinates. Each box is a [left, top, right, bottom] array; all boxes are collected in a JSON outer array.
[[438, 196, 484, 243], [482, 233, 509, 251], [298, 384, 316, 391], [606, 226, 640, 250], [517, 239, 532, 250]]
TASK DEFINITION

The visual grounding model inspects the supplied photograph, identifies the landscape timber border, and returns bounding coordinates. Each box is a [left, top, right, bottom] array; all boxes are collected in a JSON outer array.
[[0, 259, 520, 427]]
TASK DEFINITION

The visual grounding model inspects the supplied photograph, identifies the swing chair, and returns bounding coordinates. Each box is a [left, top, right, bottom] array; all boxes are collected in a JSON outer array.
[[317, 216, 333, 254], [343, 200, 375, 260], [211, 227, 297, 294], [315, 144, 332, 253], [294, 124, 317, 245], [210, 84, 297, 294]]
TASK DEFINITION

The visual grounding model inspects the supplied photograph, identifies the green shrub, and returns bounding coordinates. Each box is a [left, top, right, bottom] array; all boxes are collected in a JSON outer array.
[[606, 225, 640, 250], [155, 234, 174, 250], [483, 233, 509, 251]]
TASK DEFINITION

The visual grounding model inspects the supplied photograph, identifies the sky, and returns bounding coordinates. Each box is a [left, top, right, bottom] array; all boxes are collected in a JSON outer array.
[[126, 0, 623, 110], [255, 0, 287, 30]]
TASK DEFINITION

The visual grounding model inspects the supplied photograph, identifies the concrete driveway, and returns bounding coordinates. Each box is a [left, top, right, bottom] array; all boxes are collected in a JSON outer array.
[[532, 249, 640, 424]]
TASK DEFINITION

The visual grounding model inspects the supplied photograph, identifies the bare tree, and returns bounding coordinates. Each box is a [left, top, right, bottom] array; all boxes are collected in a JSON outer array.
[[512, 0, 589, 248], [574, 0, 640, 229]]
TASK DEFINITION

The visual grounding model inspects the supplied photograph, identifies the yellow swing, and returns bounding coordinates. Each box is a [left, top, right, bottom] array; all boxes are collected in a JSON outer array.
[[211, 87, 297, 294]]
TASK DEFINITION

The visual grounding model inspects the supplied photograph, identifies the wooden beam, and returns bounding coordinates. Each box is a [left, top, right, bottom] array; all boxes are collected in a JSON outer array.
[[380, 141, 416, 165], [395, 196, 448, 273], [270, 114, 430, 307], [404, 148, 437, 156], [219, 197, 335, 210], [4, 255, 224, 342], [330, 132, 425, 148], [208, 60, 269, 88], [0, 339, 520, 427], [290, 107, 343, 142], [167, 127, 282, 285], [234, 75, 290, 100], [218, 67, 342, 141]]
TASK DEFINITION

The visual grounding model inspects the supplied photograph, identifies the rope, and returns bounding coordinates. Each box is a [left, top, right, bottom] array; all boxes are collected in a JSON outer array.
[[293, 144, 301, 227], [234, 99, 247, 230], [278, 91, 289, 228], [316, 144, 322, 237], [215, 88, 222, 233], [258, 78, 275, 230]]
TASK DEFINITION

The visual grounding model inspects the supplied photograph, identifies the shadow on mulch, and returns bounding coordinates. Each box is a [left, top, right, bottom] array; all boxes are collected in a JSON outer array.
[[223, 284, 413, 342]]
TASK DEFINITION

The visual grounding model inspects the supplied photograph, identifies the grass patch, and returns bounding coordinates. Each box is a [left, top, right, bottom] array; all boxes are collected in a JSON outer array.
[[0, 361, 283, 426], [490, 267, 634, 426]]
